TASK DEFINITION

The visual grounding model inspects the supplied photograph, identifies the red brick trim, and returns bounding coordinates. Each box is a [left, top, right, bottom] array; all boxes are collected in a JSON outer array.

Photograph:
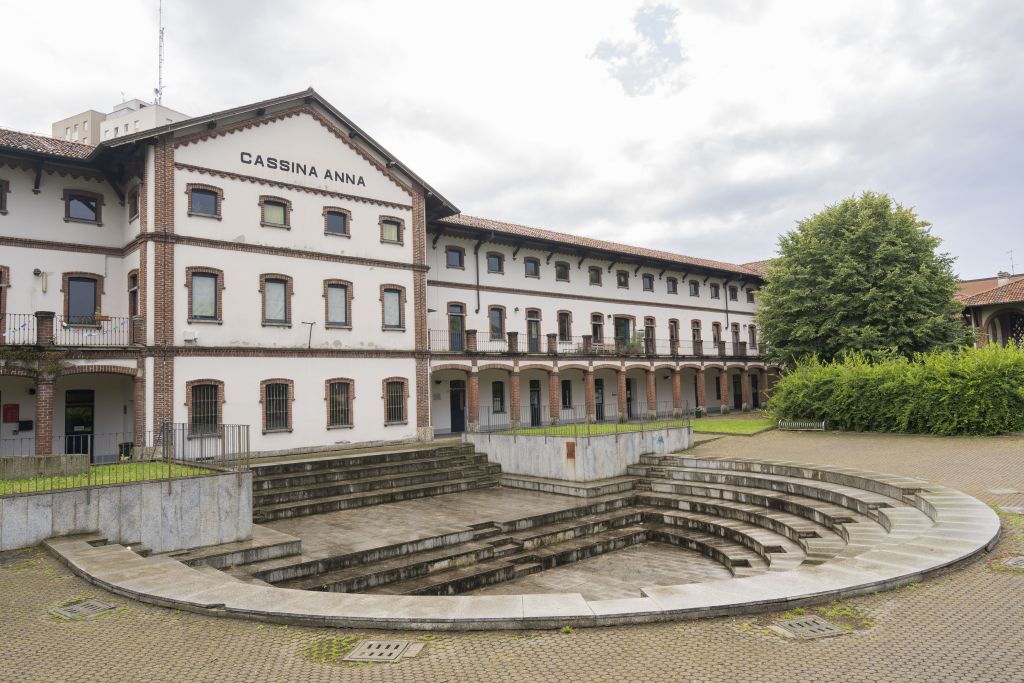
[[485, 252, 505, 274], [380, 284, 407, 331], [523, 257, 541, 279], [322, 206, 352, 237], [323, 279, 354, 328], [616, 270, 630, 289], [477, 363, 515, 372], [557, 309, 573, 340], [324, 377, 355, 428], [60, 271, 105, 320], [0, 178, 9, 214], [588, 266, 603, 286], [444, 245, 466, 269], [259, 378, 294, 433], [258, 195, 292, 229], [554, 261, 571, 282], [431, 363, 473, 373], [184, 267, 225, 323], [379, 215, 405, 245], [61, 188, 104, 225], [259, 273, 294, 326], [555, 363, 589, 372], [0, 265, 8, 342], [487, 305, 506, 339], [592, 363, 623, 372], [518, 363, 553, 373], [62, 364, 139, 377], [185, 182, 224, 219], [666, 276, 678, 294], [381, 376, 409, 425], [184, 378, 225, 428]]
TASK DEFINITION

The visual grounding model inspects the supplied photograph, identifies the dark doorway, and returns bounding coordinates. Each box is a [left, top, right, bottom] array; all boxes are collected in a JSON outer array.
[[625, 378, 635, 419], [64, 389, 95, 459], [449, 380, 466, 433], [448, 304, 465, 352], [751, 374, 761, 409], [528, 380, 541, 426], [614, 317, 632, 352], [594, 378, 605, 421], [731, 374, 742, 410]]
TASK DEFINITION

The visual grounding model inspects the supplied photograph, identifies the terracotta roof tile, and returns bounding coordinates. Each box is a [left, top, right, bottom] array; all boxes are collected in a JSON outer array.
[[963, 279, 1024, 307], [438, 214, 759, 277], [742, 259, 775, 277], [956, 275, 1024, 302], [0, 127, 94, 160]]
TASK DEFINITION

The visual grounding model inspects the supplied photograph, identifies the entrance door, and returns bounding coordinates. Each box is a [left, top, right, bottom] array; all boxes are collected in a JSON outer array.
[[751, 374, 760, 409], [448, 304, 465, 352], [528, 380, 542, 426], [64, 389, 95, 459], [625, 378, 634, 419], [614, 317, 632, 352], [594, 379, 605, 421], [449, 380, 466, 433], [526, 311, 541, 353], [731, 374, 742, 410]]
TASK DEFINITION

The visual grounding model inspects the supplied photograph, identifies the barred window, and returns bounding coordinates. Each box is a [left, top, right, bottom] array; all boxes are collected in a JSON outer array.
[[190, 384, 219, 434], [328, 381, 352, 427], [385, 380, 406, 424], [264, 383, 290, 431], [491, 381, 505, 413]]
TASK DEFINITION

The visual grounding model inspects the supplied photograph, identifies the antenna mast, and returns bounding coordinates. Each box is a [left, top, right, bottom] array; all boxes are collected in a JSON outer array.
[[155, 0, 165, 104], [1010, 249, 1016, 275]]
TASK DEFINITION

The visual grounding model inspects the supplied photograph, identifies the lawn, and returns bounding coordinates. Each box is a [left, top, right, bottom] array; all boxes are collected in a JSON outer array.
[[495, 416, 777, 438], [0, 461, 211, 496], [690, 417, 776, 435]]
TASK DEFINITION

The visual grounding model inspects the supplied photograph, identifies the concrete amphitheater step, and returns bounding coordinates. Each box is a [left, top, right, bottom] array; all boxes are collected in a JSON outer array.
[[252, 453, 491, 490], [159, 526, 302, 569]]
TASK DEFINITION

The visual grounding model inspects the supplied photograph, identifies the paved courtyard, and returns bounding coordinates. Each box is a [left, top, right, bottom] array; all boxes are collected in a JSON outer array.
[[1, 431, 1022, 682]]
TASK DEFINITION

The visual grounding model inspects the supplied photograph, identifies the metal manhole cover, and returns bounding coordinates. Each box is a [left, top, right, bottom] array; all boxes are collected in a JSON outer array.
[[343, 640, 411, 662], [1002, 556, 1024, 569], [51, 599, 115, 620], [771, 615, 844, 639]]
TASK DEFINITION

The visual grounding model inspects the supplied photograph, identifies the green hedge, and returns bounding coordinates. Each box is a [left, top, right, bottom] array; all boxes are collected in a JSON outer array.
[[768, 345, 1024, 435]]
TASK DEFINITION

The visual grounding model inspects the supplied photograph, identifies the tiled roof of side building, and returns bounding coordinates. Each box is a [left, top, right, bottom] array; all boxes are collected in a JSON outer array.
[[956, 274, 1024, 302], [741, 259, 775, 277], [438, 214, 760, 277], [0, 127, 94, 160], [963, 279, 1024, 307]]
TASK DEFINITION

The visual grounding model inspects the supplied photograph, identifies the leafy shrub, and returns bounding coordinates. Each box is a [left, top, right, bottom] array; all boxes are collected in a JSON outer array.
[[768, 344, 1024, 435]]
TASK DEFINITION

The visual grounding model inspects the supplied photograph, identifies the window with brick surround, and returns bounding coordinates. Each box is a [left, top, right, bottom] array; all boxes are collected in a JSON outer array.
[[324, 279, 353, 328], [0, 179, 8, 214], [259, 196, 291, 228], [616, 270, 629, 289], [323, 207, 351, 237], [383, 378, 408, 425], [691, 320, 702, 342], [379, 216, 404, 244], [261, 379, 293, 433], [488, 305, 506, 339], [524, 257, 540, 278], [710, 283, 721, 299], [558, 310, 572, 341], [326, 378, 354, 428], [62, 272, 103, 324], [588, 266, 602, 286], [63, 189, 103, 225], [187, 380, 223, 435], [642, 274, 654, 291], [689, 279, 700, 296], [127, 270, 139, 317], [446, 245, 465, 269], [186, 268, 224, 322], [667, 277, 678, 294], [381, 285, 405, 330], [260, 274, 292, 326], [128, 188, 139, 222], [486, 252, 504, 274], [555, 261, 570, 282], [747, 289, 755, 303], [729, 285, 738, 301], [186, 184, 223, 218]]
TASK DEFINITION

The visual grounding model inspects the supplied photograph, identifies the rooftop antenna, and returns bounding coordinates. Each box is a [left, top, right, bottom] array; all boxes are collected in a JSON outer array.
[[154, 0, 165, 104], [1009, 249, 1016, 275]]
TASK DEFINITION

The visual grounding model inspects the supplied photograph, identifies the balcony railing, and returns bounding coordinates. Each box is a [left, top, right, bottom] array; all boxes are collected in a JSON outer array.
[[2, 312, 136, 347], [429, 329, 762, 358]]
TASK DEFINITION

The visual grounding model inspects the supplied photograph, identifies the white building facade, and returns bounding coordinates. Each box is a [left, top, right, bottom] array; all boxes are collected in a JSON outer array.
[[0, 90, 775, 459]]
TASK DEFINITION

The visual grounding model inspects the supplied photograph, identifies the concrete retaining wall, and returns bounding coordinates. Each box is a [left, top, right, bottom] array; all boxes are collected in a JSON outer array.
[[0, 471, 252, 553], [1, 454, 89, 479], [465, 427, 693, 482]]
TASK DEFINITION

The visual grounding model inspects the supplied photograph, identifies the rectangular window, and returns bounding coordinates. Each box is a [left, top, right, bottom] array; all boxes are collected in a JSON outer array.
[[385, 380, 406, 423], [491, 381, 505, 413], [446, 247, 464, 268], [747, 290, 755, 303], [128, 273, 139, 317], [325, 211, 348, 236], [383, 288, 402, 328], [616, 271, 629, 288], [589, 267, 602, 285], [191, 273, 217, 320], [489, 307, 504, 339], [591, 315, 604, 343], [667, 277, 678, 294], [262, 200, 287, 226], [558, 312, 571, 341], [487, 253, 504, 273], [381, 219, 402, 243], [67, 277, 97, 323], [642, 274, 654, 291], [729, 285, 738, 301], [524, 257, 540, 278], [128, 190, 139, 221], [263, 279, 288, 324], [328, 382, 352, 427], [190, 189, 218, 216], [710, 284, 721, 299], [555, 262, 570, 281], [561, 379, 573, 409], [190, 384, 218, 434], [689, 280, 700, 297], [264, 383, 290, 431], [326, 284, 349, 326], [67, 193, 99, 222]]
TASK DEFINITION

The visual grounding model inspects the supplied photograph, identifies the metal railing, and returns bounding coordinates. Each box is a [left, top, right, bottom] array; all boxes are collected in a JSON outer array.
[[55, 315, 132, 346], [479, 400, 693, 437], [0, 423, 249, 497], [1, 313, 37, 345], [429, 329, 761, 357]]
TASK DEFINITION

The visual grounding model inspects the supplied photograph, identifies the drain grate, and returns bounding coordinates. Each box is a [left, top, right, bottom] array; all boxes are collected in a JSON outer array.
[[771, 615, 844, 639], [343, 640, 411, 662], [51, 599, 115, 620], [1002, 556, 1024, 569]]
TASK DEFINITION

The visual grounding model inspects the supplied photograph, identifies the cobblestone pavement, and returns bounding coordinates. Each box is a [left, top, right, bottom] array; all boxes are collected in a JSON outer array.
[[2, 431, 1022, 683]]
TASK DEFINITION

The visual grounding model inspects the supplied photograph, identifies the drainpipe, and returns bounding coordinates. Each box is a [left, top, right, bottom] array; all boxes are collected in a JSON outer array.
[[723, 277, 731, 328], [472, 233, 491, 314]]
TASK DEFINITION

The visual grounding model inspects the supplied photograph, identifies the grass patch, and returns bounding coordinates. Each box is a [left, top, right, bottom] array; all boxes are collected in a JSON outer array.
[[302, 634, 362, 664], [691, 418, 776, 435], [0, 462, 211, 495], [496, 419, 693, 437]]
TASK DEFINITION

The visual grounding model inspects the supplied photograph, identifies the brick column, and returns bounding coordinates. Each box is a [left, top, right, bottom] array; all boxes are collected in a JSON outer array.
[[741, 369, 752, 412], [718, 369, 731, 414], [133, 366, 146, 448], [546, 333, 558, 354], [510, 368, 521, 427], [465, 329, 478, 352], [758, 368, 768, 409], [695, 368, 707, 415], [671, 368, 682, 417], [467, 369, 480, 431], [616, 367, 627, 422], [645, 367, 657, 417], [584, 367, 596, 422], [507, 331, 519, 354], [694, 339, 703, 357], [549, 368, 560, 423], [34, 377, 55, 456], [34, 311, 55, 346], [582, 335, 593, 353]]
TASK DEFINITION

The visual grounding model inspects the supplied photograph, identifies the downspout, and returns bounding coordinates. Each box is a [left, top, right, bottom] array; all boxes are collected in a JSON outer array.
[[473, 243, 481, 314], [723, 278, 731, 328]]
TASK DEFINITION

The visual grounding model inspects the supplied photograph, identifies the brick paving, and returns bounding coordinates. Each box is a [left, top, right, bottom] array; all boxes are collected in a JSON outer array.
[[1, 431, 1022, 682]]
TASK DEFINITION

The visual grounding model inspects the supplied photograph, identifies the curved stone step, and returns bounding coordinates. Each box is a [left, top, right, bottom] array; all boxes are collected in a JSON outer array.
[[252, 454, 488, 490], [648, 510, 806, 570]]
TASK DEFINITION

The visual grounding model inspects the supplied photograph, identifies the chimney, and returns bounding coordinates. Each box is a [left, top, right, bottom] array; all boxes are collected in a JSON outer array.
[[997, 271, 1011, 287]]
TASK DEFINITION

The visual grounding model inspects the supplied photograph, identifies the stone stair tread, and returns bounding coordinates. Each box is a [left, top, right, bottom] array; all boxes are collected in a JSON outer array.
[[162, 526, 300, 565], [249, 443, 474, 471], [253, 464, 490, 501], [253, 454, 484, 486]]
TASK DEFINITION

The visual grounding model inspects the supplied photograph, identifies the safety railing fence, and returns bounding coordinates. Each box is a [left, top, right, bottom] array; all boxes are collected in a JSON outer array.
[[54, 315, 132, 346], [479, 401, 693, 438], [1, 313, 37, 345], [429, 330, 761, 357]]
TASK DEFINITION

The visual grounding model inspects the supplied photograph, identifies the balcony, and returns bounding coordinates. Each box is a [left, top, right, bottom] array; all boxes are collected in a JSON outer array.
[[2, 312, 137, 347], [428, 329, 762, 359]]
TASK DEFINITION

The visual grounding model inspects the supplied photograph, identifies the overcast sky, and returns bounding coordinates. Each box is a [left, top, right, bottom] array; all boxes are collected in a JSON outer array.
[[3, 0, 1022, 278]]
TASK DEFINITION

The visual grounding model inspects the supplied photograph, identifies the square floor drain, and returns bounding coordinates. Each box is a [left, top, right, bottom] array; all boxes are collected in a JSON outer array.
[[771, 615, 844, 639], [343, 640, 412, 662], [51, 599, 115, 620], [1002, 556, 1024, 569]]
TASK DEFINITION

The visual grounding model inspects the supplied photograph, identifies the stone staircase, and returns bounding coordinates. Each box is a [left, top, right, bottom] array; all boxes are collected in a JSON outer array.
[[251, 444, 501, 523]]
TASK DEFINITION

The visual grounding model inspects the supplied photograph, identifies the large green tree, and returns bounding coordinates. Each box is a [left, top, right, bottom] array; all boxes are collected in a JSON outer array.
[[756, 192, 967, 363]]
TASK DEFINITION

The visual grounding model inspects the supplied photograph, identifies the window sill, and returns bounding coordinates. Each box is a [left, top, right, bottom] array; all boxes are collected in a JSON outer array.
[[64, 218, 102, 226], [327, 424, 354, 430], [324, 231, 351, 238], [555, 279, 570, 283], [380, 240, 404, 246], [187, 430, 222, 440], [260, 221, 291, 230], [525, 275, 540, 279], [325, 323, 352, 330], [382, 326, 406, 332], [487, 270, 504, 275], [262, 322, 292, 328], [263, 428, 293, 434], [447, 265, 466, 270], [384, 421, 408, 426], [188, 318, 223, 325], [188, 211, 222, 220]]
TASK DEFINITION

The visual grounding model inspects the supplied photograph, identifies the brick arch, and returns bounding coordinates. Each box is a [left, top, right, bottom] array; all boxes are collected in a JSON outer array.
[[518, 364, 552, 374], [62, 364, 140, 378], [725, 362, 747, 370], [555, 364, 589, 373], [592, 363, 623, 372], [478, 363, 514, 373], [652, 363, 676, 371], [430, 364, 472, 374], [702, 362, 726, 371], [679, 362, 704, 370], [980, 306, 1024, 335]]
